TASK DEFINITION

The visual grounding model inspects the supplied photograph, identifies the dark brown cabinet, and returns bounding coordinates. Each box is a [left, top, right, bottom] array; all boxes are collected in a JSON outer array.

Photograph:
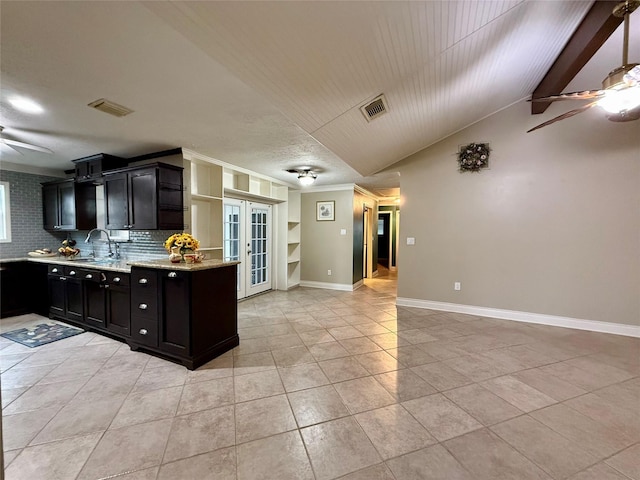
[[105, 272, 131, 336], [42, 179, 96, 231], [48, 265, 85, 322], [1, 262, 48, 318], [104, 163, 183, 230], [73, 153, 127, 183], [129, 265, 238, 369]]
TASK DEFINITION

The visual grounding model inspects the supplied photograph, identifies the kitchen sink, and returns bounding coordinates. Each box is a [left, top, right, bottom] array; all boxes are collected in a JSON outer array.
[[72, 257, 121, 265]]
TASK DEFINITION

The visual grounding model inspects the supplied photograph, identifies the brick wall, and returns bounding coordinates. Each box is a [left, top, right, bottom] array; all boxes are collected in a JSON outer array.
[[0, 170, 65, 259]]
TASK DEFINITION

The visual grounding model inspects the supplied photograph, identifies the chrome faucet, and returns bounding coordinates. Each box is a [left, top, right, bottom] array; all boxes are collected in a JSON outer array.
[[85, 228, 118, 258]]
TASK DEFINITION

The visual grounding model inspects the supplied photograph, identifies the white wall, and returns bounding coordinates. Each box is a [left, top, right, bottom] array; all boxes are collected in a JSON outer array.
[[395, 101, 640, 326]]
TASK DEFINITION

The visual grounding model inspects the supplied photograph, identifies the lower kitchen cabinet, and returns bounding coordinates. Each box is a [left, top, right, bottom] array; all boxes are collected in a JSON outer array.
[[105, 272, 130, 336], [47, 265, 131, 337], [130, 265, 239, 369], [84, 280, 106, 329], [38, 260, 238, 370], [1, 262, 48, 318], [48, 265, 85, 323]]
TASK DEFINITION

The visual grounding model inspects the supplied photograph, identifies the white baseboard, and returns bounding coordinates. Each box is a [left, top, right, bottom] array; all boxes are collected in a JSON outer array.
[[372, 270, 379, 278], [353, 279, 364, 290], [396, 297, 640, 338], [301, 280, 360, 292]]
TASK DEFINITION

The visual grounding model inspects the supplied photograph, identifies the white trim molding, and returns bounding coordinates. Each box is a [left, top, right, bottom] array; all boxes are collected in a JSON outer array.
[[396, 297, 640, 338], [301, 280, 362, 292]]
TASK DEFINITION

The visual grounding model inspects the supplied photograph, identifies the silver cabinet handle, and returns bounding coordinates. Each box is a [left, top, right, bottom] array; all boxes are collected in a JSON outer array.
[[69, 270, 76, 276], [113, 277, 120, 283], [52, 268, 58, 273], [104, 285, 110, 289], [138, 278, 148, 284], [60, 277, 67, 281], [139, 328, 148, 335], [85, 274, 93, 279], [168, 272, 177, 278], [139, 303, 148, 310]]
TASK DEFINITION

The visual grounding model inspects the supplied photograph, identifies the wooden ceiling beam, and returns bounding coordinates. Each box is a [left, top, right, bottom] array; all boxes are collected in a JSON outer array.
[[531, 0, 623, 114]]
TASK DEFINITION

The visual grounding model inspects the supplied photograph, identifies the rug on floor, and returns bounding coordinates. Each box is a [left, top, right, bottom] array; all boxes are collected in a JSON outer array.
[[0, 322, 85, 348]]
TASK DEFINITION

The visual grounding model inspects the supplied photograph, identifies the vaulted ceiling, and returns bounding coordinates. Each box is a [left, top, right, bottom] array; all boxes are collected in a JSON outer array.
[[0, 1, 636, 194]]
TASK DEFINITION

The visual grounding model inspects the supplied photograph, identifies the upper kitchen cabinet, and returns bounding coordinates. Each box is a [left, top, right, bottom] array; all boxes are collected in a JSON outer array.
[[42, 179, 97, 231], [73, 153, 128, 183], [103, 162, 183, 230]]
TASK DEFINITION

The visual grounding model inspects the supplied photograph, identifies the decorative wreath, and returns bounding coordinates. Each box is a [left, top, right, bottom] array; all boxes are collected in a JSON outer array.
[[458, 143, 490, 172]]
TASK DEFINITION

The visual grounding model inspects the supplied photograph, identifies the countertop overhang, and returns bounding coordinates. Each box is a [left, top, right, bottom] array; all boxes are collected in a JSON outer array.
[[6, 256, 240, 273]]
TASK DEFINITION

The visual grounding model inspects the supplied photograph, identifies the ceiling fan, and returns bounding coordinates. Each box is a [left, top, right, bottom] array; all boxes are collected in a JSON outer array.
[[0, 126, 53, 154], [528, 0, 640, 133]]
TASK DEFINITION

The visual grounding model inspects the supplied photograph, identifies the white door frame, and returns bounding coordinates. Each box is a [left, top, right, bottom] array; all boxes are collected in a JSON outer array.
[[223, 199, 273, 299]]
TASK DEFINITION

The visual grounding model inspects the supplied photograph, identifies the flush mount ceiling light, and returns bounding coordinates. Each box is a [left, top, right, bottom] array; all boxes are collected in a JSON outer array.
[[9, 96, 44, 114], [285, 167, 318, 186]]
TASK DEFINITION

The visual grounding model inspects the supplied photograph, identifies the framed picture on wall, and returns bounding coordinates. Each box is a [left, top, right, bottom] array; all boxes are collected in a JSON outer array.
[[316, 201, 335, 221]]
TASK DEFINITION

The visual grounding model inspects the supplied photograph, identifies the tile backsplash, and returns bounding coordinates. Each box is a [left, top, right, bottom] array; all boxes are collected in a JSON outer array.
[[0, 169, 186, 260]]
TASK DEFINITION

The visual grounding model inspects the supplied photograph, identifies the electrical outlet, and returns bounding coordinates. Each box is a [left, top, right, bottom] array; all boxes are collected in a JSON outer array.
[[454, 282, 461, 291], [407, 237, 415, 245], [328, 269, 332, 276]]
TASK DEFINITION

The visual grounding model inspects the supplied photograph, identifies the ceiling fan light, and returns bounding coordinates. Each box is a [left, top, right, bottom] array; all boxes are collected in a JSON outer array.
[[298, 172, 316, 186], [598, 87, 640, 113]]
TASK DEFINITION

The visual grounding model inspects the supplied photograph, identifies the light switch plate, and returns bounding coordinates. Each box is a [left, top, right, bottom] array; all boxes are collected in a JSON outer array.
[[407, 237, 415, 245], [340, 229, 347, 235]]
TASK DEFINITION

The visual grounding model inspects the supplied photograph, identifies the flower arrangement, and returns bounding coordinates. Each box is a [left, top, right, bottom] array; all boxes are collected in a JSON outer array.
[[164, 233, 200, 258], [458, 142, 490, 172]]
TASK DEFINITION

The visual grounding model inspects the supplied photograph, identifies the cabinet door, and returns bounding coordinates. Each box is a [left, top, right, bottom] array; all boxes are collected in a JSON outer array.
[[58, 182, 77, 230], [160, 270, 191, 356], [48, 276, 65, 317], [129, 169, 157, 229], [106, 285, 131, 336], [104, 173, 129, 229], [42, 184, 60, 230], [65, 278, 84, 322], [84, 282, 106, 328]]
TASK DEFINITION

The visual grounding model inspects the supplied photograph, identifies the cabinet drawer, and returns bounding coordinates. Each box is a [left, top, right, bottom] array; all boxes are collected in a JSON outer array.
[[131, 270, 157, 291], [48, 264, 64, 276], [80, 269, 104, 283], [131, 316, 158, 347], [107, 272, 130, 287], [131, 297, 158, 319]]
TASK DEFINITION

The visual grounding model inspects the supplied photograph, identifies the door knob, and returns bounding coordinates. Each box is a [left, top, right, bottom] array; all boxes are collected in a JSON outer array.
[[168, 272, 177, 278]]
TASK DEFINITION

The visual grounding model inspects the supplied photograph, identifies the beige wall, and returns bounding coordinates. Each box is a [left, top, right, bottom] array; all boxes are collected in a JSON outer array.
[[301, 189, 354, 286], [395, 101, 640, 326]]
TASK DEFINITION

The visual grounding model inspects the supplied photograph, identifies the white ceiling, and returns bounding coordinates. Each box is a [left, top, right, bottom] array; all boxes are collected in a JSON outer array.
[[0, 1, 635, 195]]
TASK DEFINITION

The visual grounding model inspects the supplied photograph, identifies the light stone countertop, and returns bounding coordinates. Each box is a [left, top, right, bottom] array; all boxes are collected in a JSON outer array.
[[10, 256, 239, 273], [127, 258, 240, 271]]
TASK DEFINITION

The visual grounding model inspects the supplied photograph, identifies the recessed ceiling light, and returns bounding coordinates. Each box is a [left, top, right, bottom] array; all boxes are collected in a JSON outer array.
[[9, 96, 44, 114]]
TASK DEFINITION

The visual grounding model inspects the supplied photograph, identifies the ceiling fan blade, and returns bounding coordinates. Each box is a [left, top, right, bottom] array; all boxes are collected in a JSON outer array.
[[527, 101, 599, 133], [0, 137, 53, 154], [530, 90, 606, 102]]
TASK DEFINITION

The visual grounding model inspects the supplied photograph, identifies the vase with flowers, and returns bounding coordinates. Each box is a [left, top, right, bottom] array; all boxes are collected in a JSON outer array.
[[164, 233, 200, 263]]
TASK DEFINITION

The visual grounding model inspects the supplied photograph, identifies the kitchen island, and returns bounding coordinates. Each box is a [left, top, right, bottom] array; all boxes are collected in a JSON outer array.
[[20, 256, 240, 369]]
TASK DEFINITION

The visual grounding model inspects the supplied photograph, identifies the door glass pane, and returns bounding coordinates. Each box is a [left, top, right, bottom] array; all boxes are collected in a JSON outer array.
[[250, 207, 269, 287], [223, 204, 241, 291]]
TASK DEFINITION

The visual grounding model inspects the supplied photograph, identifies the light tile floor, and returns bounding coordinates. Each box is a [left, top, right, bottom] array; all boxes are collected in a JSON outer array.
[[1, 268, 639, 479]]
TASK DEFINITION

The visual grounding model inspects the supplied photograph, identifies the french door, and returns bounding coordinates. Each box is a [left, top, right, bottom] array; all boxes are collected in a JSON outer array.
[[223, 199, 272, 299]]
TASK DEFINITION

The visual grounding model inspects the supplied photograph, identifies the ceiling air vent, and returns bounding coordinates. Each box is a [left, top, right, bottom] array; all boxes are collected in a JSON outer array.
[[360, 94, 388, 122], [88, 98, 134, 117]]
